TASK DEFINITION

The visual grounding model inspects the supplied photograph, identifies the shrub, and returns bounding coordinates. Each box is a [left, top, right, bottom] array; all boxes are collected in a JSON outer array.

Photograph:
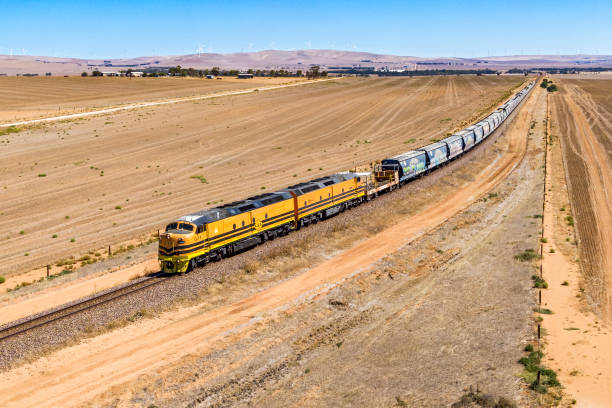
[[515, 249, 540, 262], [0, 276, 5, 284], [52, 234, 58, 238], [38, 173, 47, 177], [561, 281, 569, 286], [565, 215, 574, 226], [190, 175, 208, 184], [81, 72, 88, 77], [540, 237, 548, 243], [115, 205, 122, 210], [547, 84, 558, 93], [534, 307, 553, 314], [532, 275, 548, 289]]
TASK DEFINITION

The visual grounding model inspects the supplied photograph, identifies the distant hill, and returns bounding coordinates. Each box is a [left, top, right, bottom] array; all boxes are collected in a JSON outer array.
[[1, 50, 612, 75]]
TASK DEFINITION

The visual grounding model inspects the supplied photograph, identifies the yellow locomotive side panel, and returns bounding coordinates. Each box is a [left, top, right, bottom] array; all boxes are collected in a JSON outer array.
[[296, 186, 334, 219], [209, 213, 251, 250], [254, 198, 295, 231]]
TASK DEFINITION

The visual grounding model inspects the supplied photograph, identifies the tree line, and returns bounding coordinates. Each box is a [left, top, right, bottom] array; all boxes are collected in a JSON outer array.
[[82, 65, 328, 78]]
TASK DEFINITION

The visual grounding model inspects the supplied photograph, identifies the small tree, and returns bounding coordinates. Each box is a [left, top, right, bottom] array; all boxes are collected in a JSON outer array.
[[296, 69, 303, 77], [81, 72, 88, 77], [307, 65, 320, 79], [547, 84, 558, 92], [211, 66, 220, 76], [92, 70, 103, 77]]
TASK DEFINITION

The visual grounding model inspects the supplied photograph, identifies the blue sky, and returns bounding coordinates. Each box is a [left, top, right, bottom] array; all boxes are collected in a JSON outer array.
[[1, 0, 610, 58]]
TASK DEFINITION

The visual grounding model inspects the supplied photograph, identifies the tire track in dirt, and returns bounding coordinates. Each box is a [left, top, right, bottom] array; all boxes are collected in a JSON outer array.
[[0, 84, 538, 408]]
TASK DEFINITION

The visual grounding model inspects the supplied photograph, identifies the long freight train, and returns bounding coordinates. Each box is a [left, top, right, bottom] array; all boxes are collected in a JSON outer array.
[[159, 80, 535, 273]]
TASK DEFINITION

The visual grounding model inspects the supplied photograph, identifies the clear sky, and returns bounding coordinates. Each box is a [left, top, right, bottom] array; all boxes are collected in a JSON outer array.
[[1, 0, 610, 59]]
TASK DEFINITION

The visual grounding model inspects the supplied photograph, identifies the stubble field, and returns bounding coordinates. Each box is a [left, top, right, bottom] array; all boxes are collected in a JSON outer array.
[[0, 76, 299, 123], [550, 78, 612, 318], [0, 75, 524, 278]]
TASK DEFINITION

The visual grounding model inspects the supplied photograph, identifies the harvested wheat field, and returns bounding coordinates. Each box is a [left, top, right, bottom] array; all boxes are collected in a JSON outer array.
[[0, 76, 300, 123], [0, 75, 524, 278], [0, 79, 545, 408], [549, 78, 612, 317], [541, 77, 612, 406]]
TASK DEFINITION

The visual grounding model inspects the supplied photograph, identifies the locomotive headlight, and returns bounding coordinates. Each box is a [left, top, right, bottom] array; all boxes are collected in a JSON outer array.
[[178, 239, 185, 244]]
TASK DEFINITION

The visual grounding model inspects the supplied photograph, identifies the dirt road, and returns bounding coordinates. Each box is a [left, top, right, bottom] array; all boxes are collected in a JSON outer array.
[[0, 83, 538, 408], [0, 76, 523, 278]]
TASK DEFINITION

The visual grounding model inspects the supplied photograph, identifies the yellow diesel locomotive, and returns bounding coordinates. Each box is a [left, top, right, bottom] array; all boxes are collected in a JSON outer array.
[[159, 173, 366, 273]]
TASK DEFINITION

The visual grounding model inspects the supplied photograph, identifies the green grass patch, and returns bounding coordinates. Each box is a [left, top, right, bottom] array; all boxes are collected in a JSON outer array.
[[190, 175, 208, 184], [0, 126, 21, 136], [518, 349, 560, 393], [515, 249, 540, 262], [532, 275, 548, 289], [534, 307, 553, 315]]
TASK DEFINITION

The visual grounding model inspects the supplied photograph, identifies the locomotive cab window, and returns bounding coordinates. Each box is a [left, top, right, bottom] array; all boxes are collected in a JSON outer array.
[[179, 223, 194, 232], [196, 225, 204, 234], [165, 222, 178, 231], [233, 224, 236, 230]]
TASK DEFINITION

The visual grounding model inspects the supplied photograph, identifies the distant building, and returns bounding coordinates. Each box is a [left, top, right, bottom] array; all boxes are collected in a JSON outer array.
[[101, 72, 118, 77], [237, 73, 253, 79]]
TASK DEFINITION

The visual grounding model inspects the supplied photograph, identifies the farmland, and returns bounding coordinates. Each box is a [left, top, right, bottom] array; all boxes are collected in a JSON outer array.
[[549, 78, 612, 316], [0, 75, 524, 278], [0, 76, 301, 123]]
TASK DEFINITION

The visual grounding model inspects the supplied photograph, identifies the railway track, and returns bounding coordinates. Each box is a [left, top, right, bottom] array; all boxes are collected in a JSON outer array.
[[0, 273, 169, 342]]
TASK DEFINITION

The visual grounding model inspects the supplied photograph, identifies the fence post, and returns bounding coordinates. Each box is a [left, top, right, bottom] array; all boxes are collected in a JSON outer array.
[[536, 370, 541, 386], [539, 290, 542, 305], [46, 264, 50, 278], [108, 245, 111, 256]]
